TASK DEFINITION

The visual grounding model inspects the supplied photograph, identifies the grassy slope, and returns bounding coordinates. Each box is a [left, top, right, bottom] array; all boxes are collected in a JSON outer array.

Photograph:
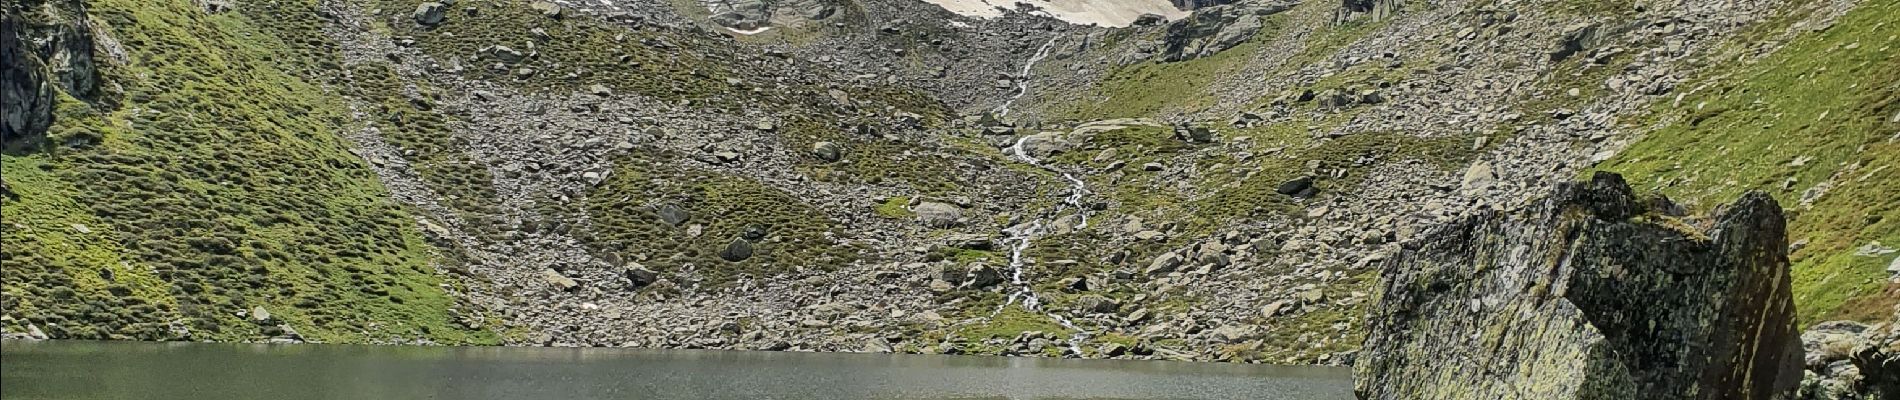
[[1595, 0, 1899, 324], [0, 0, 494, 343]]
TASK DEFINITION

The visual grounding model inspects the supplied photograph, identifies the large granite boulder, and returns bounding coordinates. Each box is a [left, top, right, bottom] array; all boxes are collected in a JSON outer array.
[[1356, 172, 1802, 399]]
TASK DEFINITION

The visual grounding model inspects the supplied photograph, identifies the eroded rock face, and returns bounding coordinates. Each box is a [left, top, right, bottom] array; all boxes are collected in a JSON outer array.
[[3, 0, 103, 149], [1, 12, 55, 147], [1157, 1, 1293, 62], [1356, 172, 1802, 400], [1335, 0, 1398, 25]]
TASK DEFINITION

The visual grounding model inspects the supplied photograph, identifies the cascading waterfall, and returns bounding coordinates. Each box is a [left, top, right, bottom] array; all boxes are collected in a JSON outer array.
[[993, 135, 1095, 356], [993, 36, 1061, 118]]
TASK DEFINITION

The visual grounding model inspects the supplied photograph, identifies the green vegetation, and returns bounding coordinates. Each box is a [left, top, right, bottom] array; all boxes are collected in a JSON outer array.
[[1594, 0, 1899, 323], [344, 63, 505, 239], [946, 306, 1074, 356], [1254, 272, 1374, 363], [0, 0, 495, 343], [580, 153, 861, 283], [925, 246, 998, 264], [1051, 36, 1270, 120], [875, 196, 915, 218]]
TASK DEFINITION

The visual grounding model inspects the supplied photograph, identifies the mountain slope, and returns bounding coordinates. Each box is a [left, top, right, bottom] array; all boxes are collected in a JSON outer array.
[[1, 0, 1892, 371]]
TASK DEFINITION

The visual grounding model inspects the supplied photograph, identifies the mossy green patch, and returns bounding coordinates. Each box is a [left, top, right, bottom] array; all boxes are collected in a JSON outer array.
[[948, 306, 1074, 356], [875, 196, 915, 218]]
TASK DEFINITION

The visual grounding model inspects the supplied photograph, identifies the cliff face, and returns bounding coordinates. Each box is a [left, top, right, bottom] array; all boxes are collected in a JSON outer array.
[[1355, 172, 1803, 399]]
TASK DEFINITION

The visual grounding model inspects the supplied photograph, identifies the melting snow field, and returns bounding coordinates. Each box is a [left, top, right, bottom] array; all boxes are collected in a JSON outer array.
[[919, 0, 1188, 27]]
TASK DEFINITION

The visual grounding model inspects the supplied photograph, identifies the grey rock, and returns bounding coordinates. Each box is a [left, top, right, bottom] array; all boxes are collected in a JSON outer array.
[[937, 263, 966, 285], [1335, 0, 1399, 25], [413, 2, 449, 26], [1146, 251, 1184, 275], [945, 233, 994, 250], [914, 202, 964, 228], [965, 264, 1002, 288], [719, 238, 754, 261], [4, 0, 99, 147], [812, 141, 843, 162], [1276, 176, 1316, 197], [1461, 161, 1497, 193], [1075, 295, 1120, 314], [1209, 325, 1254, 343], [624, 263, 659, 287], [658, 204, 690, 226], [1159, 2, 1293, 62], [542, 269, 579, 291], [1174, 124, 1215, 143], [528, 1, 563, 18], [1357, 173, 1802, 399]]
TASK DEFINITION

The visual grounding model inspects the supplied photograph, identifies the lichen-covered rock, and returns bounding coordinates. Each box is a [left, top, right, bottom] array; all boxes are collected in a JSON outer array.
[[1, 12, 55, 147], [3, 0, 101, 148], [1356, 172, 1802, 400]]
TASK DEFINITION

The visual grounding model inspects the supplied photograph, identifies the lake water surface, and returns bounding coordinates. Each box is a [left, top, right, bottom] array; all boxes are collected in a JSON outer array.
[[1, 341, 1351, 399]]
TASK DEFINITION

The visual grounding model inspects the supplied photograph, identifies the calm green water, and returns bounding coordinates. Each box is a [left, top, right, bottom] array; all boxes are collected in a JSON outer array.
[[0, 341, 1350, 400]]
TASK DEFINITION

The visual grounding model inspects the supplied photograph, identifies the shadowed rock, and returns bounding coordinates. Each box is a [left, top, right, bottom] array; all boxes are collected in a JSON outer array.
[[1356, 172, 1802, 400], [4, 0, 101, 149]]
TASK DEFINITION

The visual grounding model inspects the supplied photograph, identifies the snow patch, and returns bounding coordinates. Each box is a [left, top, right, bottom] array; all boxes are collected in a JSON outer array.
[[918, 0, 1188, 27]]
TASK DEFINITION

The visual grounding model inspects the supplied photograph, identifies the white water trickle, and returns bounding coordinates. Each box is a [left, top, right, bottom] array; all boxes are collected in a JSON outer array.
[[994, 37, 1061, 118], [993, 134, 1096, 356]]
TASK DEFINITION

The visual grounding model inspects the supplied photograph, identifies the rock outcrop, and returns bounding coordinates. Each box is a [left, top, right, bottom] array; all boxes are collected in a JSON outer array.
[[1334, 0, 1398, 25], [1, 11, 55, 148], [1795, 318, 1900, 400], [1171, 0, 1239, 10], [1158, 1, 1294, 62], [1356, 173, 1802, 399], [3, 0, 103, 149]]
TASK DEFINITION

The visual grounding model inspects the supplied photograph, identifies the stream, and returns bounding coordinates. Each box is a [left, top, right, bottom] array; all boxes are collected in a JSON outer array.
[[993, 36, 1061, 118], [983, 33, 1096, 355], [996, 135, 1096, 356]]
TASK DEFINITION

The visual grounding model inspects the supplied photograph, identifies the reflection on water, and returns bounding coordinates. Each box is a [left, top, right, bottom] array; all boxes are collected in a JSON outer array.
[[1, 341, 1351, 400]]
